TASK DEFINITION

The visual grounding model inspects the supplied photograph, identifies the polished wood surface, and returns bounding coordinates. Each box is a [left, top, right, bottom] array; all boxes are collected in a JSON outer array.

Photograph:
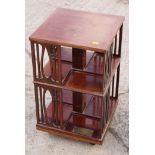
[[31, 46, 121, 144], [43, 47, 94, 81], [64, 56, 120, 96], [60, 47, 94, 64], [65, 70, 103, 95], [43, 49, 120, 96], [30, 8, 124, 52]]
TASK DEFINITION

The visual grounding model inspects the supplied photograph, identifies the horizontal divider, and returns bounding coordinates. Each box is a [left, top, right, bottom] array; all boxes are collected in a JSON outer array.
[[72, 111, 101, 120]]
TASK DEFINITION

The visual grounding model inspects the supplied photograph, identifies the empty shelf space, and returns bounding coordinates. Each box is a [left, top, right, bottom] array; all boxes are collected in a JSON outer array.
[[65, 113, 101, 132], [83, 96, 117, 119], [65, 96, 118, 138], [83, 96, 102, 118], [62, 55, 120, 96], [85, 53, 121, 75], [37, 94, 118, 144], [46, 101, 73, 122], [46, 89, 93, 125], [43, 61, 72, 80], [42, 47, 95, 83], [38, 89, 118, 142], [64, 70, 103, 96]]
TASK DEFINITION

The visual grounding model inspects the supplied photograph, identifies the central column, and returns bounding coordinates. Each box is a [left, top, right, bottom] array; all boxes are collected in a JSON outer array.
[[72, 48, 86, 113]]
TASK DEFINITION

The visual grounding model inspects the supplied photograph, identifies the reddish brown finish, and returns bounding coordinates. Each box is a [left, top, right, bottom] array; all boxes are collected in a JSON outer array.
[[30, 8, 124, 144], [72, 48, 86, 69], [61, 47, 94, 64], [44, 61, 72, 80], [30, 42, 62, 85], [43, 47, 94, 82], [37, 94, 118, 144], [64, 55, 120, 96], [65, 70, 103, 95], [72, 48, 87, 126], [73, 92, 85, 112], [29, 8, 124, 52]]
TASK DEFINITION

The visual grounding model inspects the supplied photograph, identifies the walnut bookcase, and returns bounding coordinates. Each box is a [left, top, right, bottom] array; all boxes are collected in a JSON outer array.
[[29, 8, 124, 144]]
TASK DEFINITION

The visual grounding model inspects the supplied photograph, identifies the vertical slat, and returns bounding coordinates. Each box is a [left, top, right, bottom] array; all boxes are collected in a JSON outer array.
[[39, 87, 44, 122], [109, 89, 111, 117], [94, 54, 97, 73], [109, 43, 113, 76], [105, 94, 108, 123], [105, 52, 107, 88], [36, 44, 41, 78], [102, 95, 107, 132], [106, 52, 109, 83], [115, 64, 120, 99], [55, 46, 57, 83], [110, 42, 114, 96], [92, 96, 96, 128], [55, 90, 59, 126], [51, 45, 56, 82], [99, 54, 101, 73], [114, 35, 117, 55], [48, 45, 54, 81], [108, 51, 110, 79], [112, 76, 115, 97], [56, 45, 62, 84], [93, 96, 96, 116], [107, 52, 109, 79], [43, 89, 48, 124], [31, 41, 36, 80], [97, 96, 99, 116], [104, 95, 107, 125], [100, 96, 104, 133], [41, 46, 45, 78], [99, 53, 104, 74], [118, 24, 123, 57], [34, 85, 40, 123], [59, 89, 63, 128], [102, 53, 106, 90], [109, 93, 112, 117], [52, 89, 58, 127], [107, 89, 110, 120], [51, 89, 55, 126]]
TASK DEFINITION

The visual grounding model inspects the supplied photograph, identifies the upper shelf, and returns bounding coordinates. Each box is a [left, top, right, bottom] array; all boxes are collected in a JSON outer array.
[[43, 47, 94, 81], [35, 45, 120, 96], [29, 8, 125, 53], [63, 55, 120, 96], [42, 47, 120, 96]]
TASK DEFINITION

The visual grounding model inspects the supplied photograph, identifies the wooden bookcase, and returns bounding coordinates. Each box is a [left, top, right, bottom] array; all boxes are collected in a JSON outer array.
[[29, 8, 125, 144]]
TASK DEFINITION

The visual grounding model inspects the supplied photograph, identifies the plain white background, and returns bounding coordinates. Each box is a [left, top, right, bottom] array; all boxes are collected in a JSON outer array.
[[0, 0, 155, 154]]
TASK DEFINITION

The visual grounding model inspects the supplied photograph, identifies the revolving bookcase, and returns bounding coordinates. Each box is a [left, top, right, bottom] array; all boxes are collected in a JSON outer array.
[[29, 8, 124, 144]]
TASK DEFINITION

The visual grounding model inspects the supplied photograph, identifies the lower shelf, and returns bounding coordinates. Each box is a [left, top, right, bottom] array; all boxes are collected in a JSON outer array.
[[36, 90, 118, 144]]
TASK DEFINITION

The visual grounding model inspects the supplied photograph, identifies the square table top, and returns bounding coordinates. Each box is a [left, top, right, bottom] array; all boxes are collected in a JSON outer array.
[[29, 8, 125, 53]]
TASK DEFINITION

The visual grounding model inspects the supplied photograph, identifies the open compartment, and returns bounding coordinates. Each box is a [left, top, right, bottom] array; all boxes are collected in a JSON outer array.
[[31, 43, 94, 85], [63, 53, 120, 96], [34, 65, 119, 143]]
